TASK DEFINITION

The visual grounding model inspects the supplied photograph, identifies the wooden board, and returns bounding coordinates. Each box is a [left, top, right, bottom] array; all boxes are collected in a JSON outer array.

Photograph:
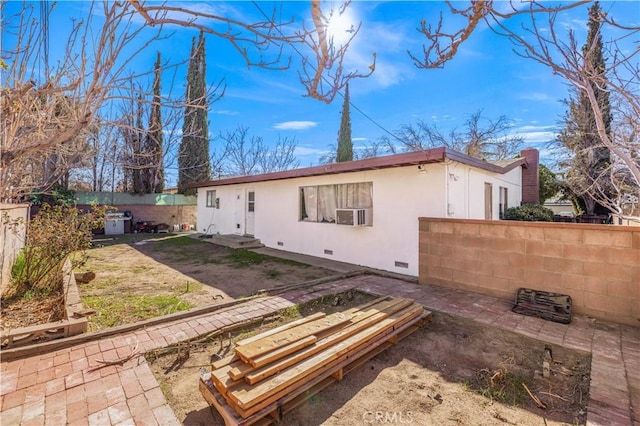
[[235, 312, 352, 362], [239, 335, 317, 373], [229, 303, 423, 411], [232, 309, 426, 418], [212, 354, 240, 370], [242, 298, 415, 385], [200, 310, 431, 424], [234, 312, 326, 347], [222, 297, 411, 385]]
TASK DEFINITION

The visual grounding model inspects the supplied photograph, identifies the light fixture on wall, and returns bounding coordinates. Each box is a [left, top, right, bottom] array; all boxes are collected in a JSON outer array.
[[417, 164, 427, 173]]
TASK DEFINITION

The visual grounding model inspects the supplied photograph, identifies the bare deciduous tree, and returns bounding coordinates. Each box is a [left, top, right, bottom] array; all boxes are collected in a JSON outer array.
[[1, 0, 369, 201], [216, 126, 300, 176], [129, 0, 375, 104], [411, 1, 639, 220], [388, 110, 523, 160], [1, 1, 167, 201]]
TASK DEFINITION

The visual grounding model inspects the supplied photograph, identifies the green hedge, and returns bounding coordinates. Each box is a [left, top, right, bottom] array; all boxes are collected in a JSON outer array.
[[504, 204, 554, 222]]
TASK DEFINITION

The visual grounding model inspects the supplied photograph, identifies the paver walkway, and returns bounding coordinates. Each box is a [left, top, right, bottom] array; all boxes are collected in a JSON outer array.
[[1, 274, 638, 426]]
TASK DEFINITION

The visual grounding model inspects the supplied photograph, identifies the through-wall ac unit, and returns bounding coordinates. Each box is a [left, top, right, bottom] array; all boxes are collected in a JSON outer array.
[[336, 208, 372, 226]]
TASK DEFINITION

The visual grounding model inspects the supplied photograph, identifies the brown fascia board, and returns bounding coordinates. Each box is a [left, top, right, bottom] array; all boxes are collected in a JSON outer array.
[[188, 147, 526, 189]]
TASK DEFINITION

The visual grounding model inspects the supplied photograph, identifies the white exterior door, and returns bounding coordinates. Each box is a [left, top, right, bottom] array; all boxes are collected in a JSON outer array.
[[245, 190, 255, 236], [234, 189, 243, 234]]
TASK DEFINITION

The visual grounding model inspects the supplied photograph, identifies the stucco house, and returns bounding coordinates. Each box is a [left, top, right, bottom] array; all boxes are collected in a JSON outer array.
[[190, 147, 539, 276]]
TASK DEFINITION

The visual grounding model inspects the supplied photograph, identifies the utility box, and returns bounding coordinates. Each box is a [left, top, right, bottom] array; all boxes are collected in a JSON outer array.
[[104, 213, 129, 235]]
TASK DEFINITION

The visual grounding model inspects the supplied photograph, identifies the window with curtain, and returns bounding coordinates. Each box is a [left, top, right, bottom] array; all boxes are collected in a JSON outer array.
[[299, 182, 373, 222]]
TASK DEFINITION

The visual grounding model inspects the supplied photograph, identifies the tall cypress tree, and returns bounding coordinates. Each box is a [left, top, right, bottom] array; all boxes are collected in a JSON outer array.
[[336, 83, 353, 162], [559, 2, 612, 215], [144, 52, 164, 193], [179, 32, 210, 194], [131, 94, 144, 194]]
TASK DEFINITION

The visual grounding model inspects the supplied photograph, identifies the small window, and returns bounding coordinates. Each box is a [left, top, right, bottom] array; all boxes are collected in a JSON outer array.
[[499, 187, 508, 219], [206, 190, 217, 208], [247, 191, 255, 212]]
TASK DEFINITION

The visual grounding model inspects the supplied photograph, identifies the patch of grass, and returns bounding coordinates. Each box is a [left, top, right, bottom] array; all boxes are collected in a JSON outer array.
[[131, 266, 150, 274], [225, 249, 267, 267], [471, 369, 528, 406], [278, 305, 301, 319], [154, 236, 202, 249], [225, 249, 308, 268], [89, 278, 121, 290], [82, 294, 191, 330]]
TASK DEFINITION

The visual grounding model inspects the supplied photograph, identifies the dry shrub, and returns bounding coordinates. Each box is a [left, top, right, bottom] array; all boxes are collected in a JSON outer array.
[[6, 204, 106, 299]]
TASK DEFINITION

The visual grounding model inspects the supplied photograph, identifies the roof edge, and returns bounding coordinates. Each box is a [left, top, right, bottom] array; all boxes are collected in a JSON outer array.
[[188, 147, 528, 189]]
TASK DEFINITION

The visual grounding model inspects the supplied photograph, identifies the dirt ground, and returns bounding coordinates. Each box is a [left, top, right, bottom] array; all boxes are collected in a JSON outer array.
[[84, 233, 335, 299], [149, 293, 590, 426], [0, 293, 65, 330], [78, 233, 335, 330]]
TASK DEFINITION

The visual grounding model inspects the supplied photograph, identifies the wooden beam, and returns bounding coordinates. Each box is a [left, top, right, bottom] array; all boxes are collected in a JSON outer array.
[[200, 310, 431, 424], [229, 304, 423, 411], [235, 312, 352, 362], [233, 307, 425, 418], [235, 312, 326, 347], [243, 298, 414, 385]]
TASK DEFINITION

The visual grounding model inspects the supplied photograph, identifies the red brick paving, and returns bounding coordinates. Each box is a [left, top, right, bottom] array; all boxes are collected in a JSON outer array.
[[1, 275, 638, 425]]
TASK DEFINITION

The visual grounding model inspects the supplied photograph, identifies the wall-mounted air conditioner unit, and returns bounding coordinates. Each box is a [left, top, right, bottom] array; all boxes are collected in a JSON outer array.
[[336, 208, 372, 226]]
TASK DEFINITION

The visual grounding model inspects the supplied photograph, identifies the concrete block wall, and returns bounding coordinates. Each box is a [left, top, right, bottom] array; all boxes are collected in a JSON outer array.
[[419, 218, 640, 327], [79, 204, 197, 231]]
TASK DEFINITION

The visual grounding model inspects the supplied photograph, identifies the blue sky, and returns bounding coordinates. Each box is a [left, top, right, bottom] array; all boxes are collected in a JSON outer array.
[[4, 1, 639, 185]]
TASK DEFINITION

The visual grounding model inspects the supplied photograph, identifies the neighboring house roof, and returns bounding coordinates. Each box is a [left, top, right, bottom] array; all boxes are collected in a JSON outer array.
[[188, 147, 529, 189]]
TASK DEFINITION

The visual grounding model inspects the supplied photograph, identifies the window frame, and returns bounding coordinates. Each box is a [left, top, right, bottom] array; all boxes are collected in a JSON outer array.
[[499, 186, 508, 219], [206, 190, 217, 208], [299, 182, 373, 223]]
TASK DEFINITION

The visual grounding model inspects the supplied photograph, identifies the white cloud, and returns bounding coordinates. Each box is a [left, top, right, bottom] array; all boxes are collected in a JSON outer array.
[[353, 137, 368, 141], [510, 125, 559, 144], [520, 131, 558, 143], [334, 10, 416, 92], [273, 121, 318, 131], [213, 110, 239, 116], [518, 92, 554, 102], [294, 146, 330, 156], [560, 17, 588, 32]]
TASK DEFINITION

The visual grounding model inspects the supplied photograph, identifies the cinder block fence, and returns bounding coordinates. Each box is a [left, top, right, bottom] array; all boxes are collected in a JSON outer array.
[[419, 218, 640, 327]]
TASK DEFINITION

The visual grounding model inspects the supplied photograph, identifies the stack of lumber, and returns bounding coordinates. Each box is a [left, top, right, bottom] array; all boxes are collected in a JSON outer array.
[[199, 296, 431, 426]]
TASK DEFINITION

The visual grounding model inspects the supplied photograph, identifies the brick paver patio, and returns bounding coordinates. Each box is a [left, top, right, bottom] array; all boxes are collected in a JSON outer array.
[[1, 274, 638, 425]]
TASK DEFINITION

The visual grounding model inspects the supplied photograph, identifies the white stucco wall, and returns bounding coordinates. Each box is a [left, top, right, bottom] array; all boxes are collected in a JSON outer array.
[[447, 163, 522, 220], [196, 161, 522, 276]]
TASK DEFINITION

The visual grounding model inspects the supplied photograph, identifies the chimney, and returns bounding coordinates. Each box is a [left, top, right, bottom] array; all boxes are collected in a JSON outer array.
[[520, 148, 539, 204]]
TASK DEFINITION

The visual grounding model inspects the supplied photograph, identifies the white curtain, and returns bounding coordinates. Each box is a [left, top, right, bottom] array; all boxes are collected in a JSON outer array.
[[318, 185, 337, 222], [302, 183, 372, 222], [337, 183, 372, 209], [302, 186, 317, 221]]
